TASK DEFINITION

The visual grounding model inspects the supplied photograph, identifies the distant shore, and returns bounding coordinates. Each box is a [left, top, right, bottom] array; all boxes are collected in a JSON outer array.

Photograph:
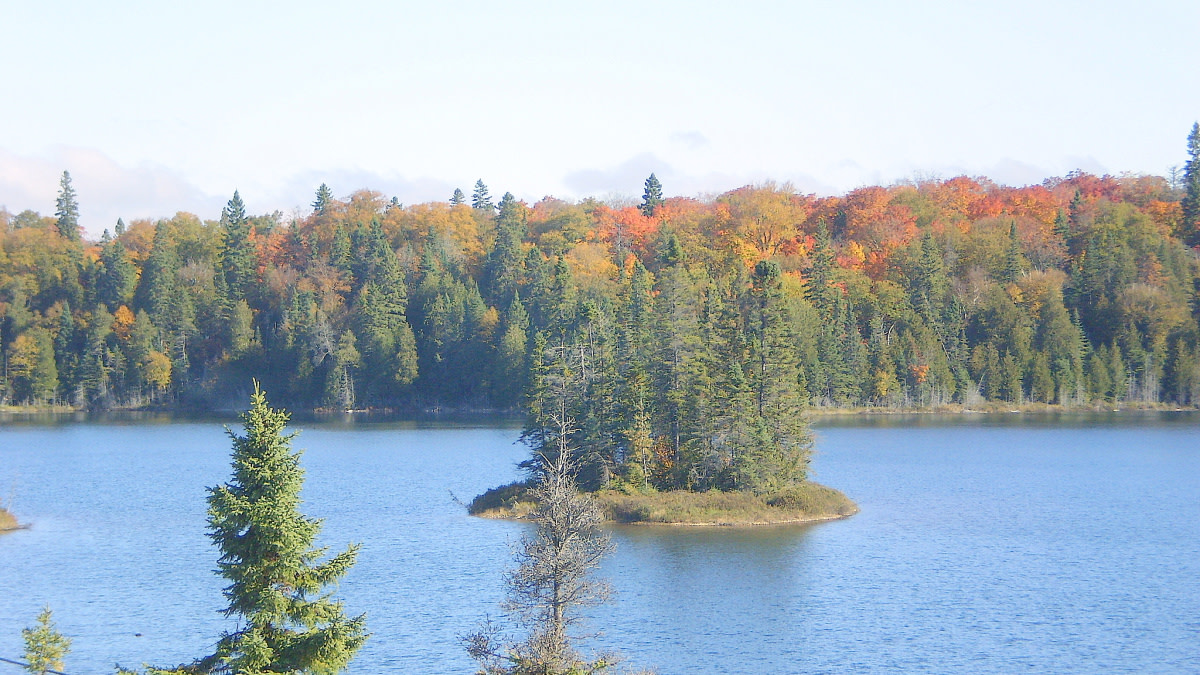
[[470, 481, 858, 527], [2, 400, 1193, 419]]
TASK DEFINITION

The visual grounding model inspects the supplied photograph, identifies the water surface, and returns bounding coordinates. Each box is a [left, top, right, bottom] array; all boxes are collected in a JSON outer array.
[[1, 412, 1197, 673]]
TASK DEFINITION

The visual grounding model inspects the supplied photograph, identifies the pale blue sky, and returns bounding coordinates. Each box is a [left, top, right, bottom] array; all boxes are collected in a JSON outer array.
[[2, 0, 1197, 235]]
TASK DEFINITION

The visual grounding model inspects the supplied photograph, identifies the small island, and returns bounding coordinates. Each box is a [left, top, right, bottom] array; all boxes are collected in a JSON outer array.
[[0, 506, 20, 533], [471, 480, 856, 526]]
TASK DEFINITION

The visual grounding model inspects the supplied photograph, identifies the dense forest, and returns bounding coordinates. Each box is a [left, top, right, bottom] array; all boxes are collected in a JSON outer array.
[[3, 127, 1200, 488]]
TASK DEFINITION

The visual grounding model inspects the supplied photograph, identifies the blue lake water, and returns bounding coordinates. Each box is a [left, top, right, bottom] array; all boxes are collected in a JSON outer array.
[[1, 411, 1198, 674]]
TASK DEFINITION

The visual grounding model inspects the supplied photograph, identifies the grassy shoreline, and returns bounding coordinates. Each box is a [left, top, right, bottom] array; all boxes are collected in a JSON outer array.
[[470, 481, 858, 527], [0, 507, 20, 532]]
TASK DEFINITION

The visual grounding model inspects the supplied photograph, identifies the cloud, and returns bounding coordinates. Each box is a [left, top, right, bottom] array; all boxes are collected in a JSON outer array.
[[272, 169, 459, 215], [670, 131, 710, 151], [0, 147, 223, 237], [563, 153, 670, 198]]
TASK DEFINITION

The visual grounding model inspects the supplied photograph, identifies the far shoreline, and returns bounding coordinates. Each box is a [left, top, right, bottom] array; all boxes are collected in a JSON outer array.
[[2, 401, 1195, 422]]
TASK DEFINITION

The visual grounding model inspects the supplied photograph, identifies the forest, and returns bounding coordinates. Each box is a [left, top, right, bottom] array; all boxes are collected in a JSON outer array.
[[2, 126, 1200, 490]]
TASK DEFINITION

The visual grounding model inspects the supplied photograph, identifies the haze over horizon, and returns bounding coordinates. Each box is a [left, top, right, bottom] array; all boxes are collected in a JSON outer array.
[[3, 0, 1197, 236]]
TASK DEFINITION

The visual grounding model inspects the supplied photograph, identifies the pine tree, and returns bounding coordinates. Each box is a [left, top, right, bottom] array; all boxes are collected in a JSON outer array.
[[55, 171, 80, 242], [640, 173, 664, 216], [450, 188, 467, 206], [472, 179, 494, 212], [193, 385, 366, 674], [1181, 122, 1200, 247], [22, 606, 71, 675]]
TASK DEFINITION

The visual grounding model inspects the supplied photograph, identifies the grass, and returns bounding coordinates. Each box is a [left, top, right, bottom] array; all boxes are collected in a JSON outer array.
[[469, 481, 857, 526], [0, 506, 19, 532]]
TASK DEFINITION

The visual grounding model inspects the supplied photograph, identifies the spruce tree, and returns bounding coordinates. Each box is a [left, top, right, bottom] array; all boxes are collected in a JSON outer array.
[[55, 171, 80, 242], [312, 183, 334, 215], [22, 606, 71, 675], [194, 384, 366, 674], [640, 173, 664, 216], [472, 179, 494, 212], [450, 187, 467, 206], [220, 191, 255, 301], [1181, 122, 1200, 247]]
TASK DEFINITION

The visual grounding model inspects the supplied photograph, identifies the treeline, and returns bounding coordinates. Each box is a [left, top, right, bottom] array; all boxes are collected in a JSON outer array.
[[2, 134, 1200, 434]]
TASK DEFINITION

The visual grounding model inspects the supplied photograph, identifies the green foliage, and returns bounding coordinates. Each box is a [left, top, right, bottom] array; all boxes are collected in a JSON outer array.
[[22, 606, 71, 675], [312, 183, 334, 215], [1181, 122, 1200, 246], [2, 150, 1199, 413], [472, 179, 494, 212], [54, 171, 80, 243], [194, 384, 367, 674], [640, 173, 663, 217]]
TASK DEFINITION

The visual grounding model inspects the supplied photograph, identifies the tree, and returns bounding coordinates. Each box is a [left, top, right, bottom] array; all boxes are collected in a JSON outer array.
[[465, 412, 615, 675], [22, 606, 71, 675], [98, 233, 137, 311], [191, 384, 367, 674], [472, 180, 495, 212], [55, 171, 80, 242], [1181, 122, 1200, 247], [450, 188, 467, 206], [640, 173, 664, 217], [313, 184, 334, 215], [221, 191, 256, 301]]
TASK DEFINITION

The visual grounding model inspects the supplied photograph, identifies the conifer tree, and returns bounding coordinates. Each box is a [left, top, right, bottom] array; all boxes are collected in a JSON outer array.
[[450, 188, 467, 206], [22, 606, 71, 675], [640, 173, 664, 216], [192, 384, 366, 674], [1181, 122, 1200, 247], [472, 179, 494, 212], [313, 183, 334, 215], [483, 192, 527, 307], [55, 171, 80, 242], [98, 232, 137, 311], [220, 191, 255, 301]]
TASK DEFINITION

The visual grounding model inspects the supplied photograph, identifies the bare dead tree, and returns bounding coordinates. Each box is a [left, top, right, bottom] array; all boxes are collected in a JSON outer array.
[[465, 412, 616, 675]]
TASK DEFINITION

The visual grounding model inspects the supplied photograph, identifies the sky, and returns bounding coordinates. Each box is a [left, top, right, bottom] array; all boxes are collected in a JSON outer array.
[[2, 0, 1198, 237]]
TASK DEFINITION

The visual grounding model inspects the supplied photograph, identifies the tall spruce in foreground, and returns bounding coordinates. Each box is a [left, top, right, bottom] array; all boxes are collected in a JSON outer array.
[[22, 607, 71, 675], [188, 384, 366, 674]]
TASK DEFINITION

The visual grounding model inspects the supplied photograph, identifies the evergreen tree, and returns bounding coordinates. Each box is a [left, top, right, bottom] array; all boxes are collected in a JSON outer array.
[[55, 171, 80, 242], [193, 385, 366, 674], [450, 188, 467, 206], [738, 261, 812, 490], [220, 191, 255, 300], [1003, 220, 1026, 284], [483, 192, 527, 307], [472, 179, 494, 212], [640, 173, 664, 217], [313, 183, 334, 215], [1181, 122, 1200, 247], [98, 233, 137, 311], [22, 606, 71, 675]]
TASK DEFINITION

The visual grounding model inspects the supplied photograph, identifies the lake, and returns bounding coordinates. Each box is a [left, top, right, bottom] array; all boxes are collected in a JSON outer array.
[[1, 411, 1198, 674]]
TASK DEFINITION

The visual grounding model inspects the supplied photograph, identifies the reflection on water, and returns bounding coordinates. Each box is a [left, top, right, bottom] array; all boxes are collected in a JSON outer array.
[[1, 412, 1198, 674]]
